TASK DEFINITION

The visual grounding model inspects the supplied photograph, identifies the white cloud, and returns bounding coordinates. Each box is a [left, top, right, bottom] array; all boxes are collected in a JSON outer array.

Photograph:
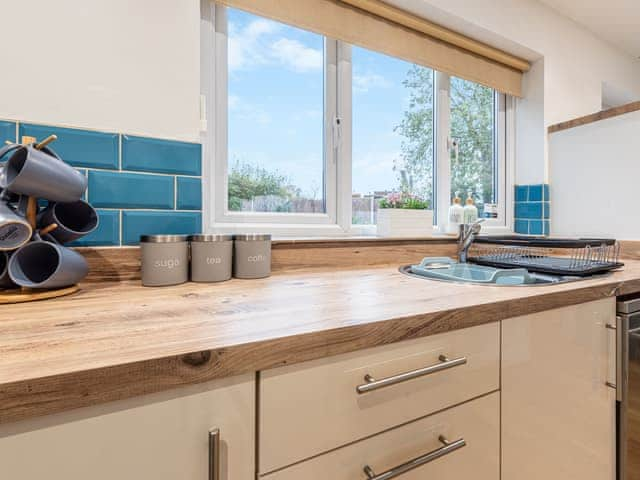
[[228, 18, 323, 73], [270, 38, 323, 72], [353, 72, 392, 93], [228, 19, 279, 71], [228, 94, 271, 125]]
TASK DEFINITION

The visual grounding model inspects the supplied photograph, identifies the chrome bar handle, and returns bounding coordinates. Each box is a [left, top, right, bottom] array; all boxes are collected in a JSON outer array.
[[605, 316, 622, 400], [356, 355, 467, 394], [615, 315, 623, 401], [209, 429, 220, 480], [363, 436, 466, 480]]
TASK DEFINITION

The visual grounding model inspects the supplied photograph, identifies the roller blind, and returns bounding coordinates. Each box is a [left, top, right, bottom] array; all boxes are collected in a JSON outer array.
[[215, 0, 530, 97]]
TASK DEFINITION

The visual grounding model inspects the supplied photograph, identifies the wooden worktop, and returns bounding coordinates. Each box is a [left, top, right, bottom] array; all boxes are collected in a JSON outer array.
[[3, 261, 640, 424]]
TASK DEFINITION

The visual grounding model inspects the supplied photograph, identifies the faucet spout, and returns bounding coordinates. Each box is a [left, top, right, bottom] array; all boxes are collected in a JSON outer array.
[[458, 219, 484, 263]]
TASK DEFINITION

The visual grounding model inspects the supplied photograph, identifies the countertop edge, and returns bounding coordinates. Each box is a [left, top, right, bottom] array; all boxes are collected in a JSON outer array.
[[1, 277, 635, 425]]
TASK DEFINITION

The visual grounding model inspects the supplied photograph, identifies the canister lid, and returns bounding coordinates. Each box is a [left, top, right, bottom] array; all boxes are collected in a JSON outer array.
[[234, 234, 272, 241], [188, 234, 234, 242], [140, 234, 189, 243]]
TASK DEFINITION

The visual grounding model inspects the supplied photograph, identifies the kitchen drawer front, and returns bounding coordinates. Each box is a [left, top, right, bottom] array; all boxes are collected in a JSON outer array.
[[262, 392, 499, 480], [259, 322, 499, 473]]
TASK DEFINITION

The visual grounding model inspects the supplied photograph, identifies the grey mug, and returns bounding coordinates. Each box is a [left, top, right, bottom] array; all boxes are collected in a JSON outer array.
[[0, 251, 16, 289], [8, 240, 89, 289], [2, 144, 87, 203], [0, 201, 32, 251], [38, 200, 99, 244]]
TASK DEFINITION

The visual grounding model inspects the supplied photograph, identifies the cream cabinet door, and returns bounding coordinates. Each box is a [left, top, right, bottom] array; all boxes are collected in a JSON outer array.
[[0, 374, 255, 480], [262, 392, 499, 480], [502, 298, 617, 480]]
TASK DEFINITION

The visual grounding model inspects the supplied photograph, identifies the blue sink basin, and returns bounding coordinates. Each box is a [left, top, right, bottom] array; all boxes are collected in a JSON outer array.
[[408, 257, 537, 285]]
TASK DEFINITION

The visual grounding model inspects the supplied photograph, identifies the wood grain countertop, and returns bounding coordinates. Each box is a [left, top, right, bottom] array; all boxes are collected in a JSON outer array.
[[3, 262, 640, 424]]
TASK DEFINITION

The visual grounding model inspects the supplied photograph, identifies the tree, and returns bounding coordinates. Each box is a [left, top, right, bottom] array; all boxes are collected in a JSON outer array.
[[227, 160, 299, 211], [393, 65, 434, 202], [450, 77, 494, 210], [394, 69, 495, 211]]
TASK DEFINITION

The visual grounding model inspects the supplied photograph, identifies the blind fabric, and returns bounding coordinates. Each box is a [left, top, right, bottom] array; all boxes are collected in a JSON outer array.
[[216, 0, 529, 97]]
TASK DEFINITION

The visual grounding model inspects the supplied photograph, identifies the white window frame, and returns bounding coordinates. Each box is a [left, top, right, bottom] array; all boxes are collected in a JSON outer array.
[[434, 74, 512, 233], [201, 2, 514, 236]]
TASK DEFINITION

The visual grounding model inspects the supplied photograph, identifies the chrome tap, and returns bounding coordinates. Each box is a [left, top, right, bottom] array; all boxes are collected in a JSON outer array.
[[458, 219, 484, 263]]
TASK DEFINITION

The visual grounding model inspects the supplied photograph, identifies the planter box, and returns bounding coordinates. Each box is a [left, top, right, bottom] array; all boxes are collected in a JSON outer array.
[[376, 209, 434, 237]]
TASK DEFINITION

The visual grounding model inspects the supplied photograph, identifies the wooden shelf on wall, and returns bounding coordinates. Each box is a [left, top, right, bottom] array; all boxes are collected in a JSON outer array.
[[548, 101, 640, 134]]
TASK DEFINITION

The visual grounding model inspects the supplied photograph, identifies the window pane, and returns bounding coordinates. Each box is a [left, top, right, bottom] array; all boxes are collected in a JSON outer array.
[[351, 47, 434, 225], [450, 77, 496, 218], [227, 8, 325, 214]]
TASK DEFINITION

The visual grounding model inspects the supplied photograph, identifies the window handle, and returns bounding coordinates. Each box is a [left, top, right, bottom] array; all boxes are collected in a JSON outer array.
[[332, 116, 343, 153], [447, 137, 459, 161]]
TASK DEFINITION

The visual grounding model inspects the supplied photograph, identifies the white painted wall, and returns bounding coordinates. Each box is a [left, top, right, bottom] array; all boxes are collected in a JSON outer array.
[[391, 0, 640, 184], [0, 0, 201, 141], [549, 111, 640, 239], [1, 0, 639, 188]]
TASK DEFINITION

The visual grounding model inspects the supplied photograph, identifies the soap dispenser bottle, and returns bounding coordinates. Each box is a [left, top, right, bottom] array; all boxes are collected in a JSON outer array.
[[448, 192, 464, 234], [463, 191, 478, 224]]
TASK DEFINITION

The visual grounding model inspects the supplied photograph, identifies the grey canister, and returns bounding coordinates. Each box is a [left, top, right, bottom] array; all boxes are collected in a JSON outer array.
[[140, 235, 189, 287], [233, 234, 272, 279], [189, 234, 233, 282]]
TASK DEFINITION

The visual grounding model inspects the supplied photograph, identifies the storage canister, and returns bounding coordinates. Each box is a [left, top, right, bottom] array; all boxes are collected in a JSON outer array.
[[140, 235, 189, 287], [233, 234, 272, 279], [189, 234, 233, 282]]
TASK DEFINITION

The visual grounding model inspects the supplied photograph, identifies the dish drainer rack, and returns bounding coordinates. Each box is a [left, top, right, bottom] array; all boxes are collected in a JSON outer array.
[[468, 236, 623, 276]]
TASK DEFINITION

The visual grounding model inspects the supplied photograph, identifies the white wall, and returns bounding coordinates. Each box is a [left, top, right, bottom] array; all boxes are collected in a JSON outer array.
[[1, 0, 639, 182], [391, 0, 640, 184], [549, 111, 640, 239], [0, 0, 201, 141]]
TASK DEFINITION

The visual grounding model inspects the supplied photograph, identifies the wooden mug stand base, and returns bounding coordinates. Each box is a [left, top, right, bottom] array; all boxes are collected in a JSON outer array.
[[0, 285, 80, 305]]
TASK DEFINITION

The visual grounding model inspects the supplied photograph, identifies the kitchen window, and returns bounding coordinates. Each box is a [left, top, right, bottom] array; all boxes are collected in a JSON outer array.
[[203, 4, 513, 235]]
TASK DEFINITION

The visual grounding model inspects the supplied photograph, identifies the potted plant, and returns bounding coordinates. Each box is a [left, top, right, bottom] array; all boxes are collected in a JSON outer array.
[[376, 192, 433, 237]]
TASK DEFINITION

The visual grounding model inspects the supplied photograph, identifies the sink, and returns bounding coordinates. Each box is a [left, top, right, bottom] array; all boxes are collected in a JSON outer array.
[[401, 257, 587, 286]]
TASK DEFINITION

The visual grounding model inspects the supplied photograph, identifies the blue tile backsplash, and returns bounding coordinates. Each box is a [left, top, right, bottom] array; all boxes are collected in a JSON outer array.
[[0, 120, 16, 145], [3, 119, 202, 246], [122, 135, 201, 176], [514, 184, 550, 235], [89, 171, 175, 210], [19, 123, 119, 169], [122, 211, 201, 246], [176, 177, 202, 210]]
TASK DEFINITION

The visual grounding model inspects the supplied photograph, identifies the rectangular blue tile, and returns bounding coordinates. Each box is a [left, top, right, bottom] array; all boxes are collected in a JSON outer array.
[[0, 120, 16, 145], [122, 211, 201, 245], [70, 209, 120, 246], [528, 184, 543, 202], [543, 202, 550, 219], [176, 177, 202, 210], [542, 184, 549, 202], [543, 220, 550, 236], [88, 171, 174, 209], [514, 219, 529, 234], [122, 135, 201, 176], [515, 185, 528, 202], [19, 123, 118, 169], [529, 220, 543, 235], [515, 202, 543, 219]]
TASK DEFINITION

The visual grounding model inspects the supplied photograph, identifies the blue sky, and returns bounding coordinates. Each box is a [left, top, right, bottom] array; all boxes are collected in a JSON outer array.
[[227, 8, 428, 198]]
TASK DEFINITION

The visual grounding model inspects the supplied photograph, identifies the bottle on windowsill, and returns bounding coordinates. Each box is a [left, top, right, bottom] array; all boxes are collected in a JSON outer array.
[[447, 191, 464, 234], [463, 192, 478, 224]]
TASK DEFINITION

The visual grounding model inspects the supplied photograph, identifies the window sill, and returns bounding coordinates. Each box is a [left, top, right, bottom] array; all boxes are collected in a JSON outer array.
[[208, 222, 513, 243]]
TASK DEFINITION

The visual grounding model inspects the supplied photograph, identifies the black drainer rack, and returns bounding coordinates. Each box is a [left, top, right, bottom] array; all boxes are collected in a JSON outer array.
[[468, 237, 623, 276]]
